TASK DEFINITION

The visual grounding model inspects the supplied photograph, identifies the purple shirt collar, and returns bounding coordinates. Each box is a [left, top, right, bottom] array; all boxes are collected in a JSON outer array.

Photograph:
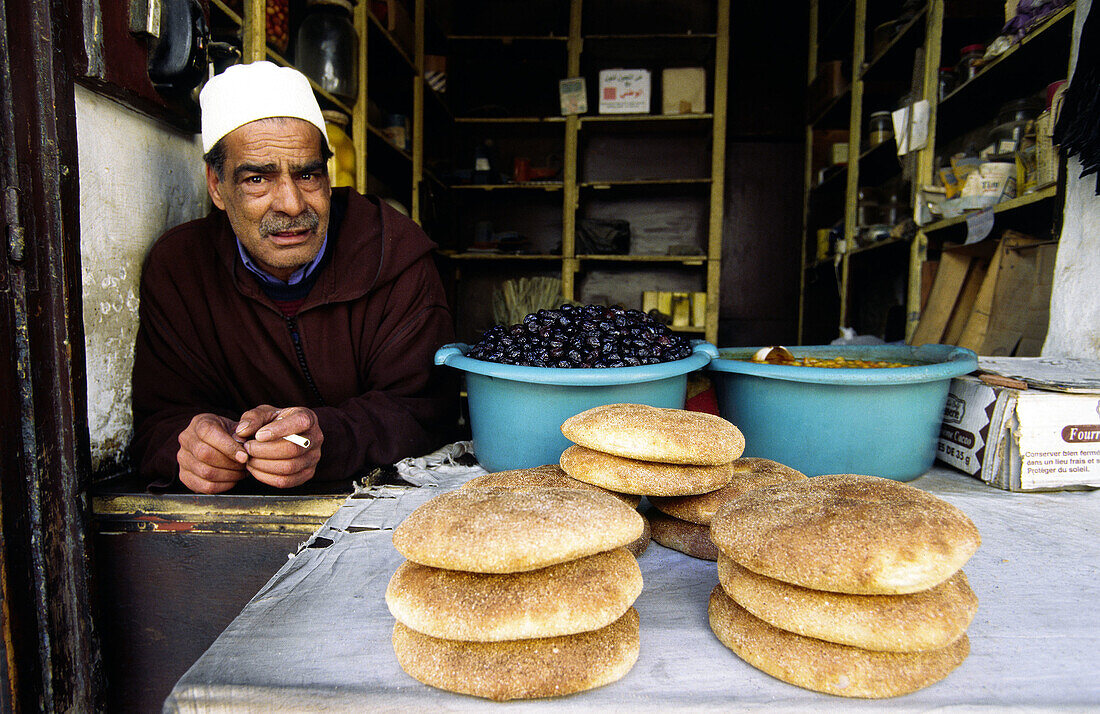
[[237, 233, 329, 286]]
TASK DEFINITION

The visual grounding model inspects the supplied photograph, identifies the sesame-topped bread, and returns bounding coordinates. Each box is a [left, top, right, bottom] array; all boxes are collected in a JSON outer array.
[[392, 608, 640, 701], [710, 474, 981, 595], [646, 509, 720, 561], [464, 464, 641, 508], [708, 586, 969, 698], [717, 555, 977, 652], [561, 403, 744, 466], [649, 458, 807, 524], [386, 548, 642, 641], [392, 487, 644, 573], [560, 445, 737, 497]]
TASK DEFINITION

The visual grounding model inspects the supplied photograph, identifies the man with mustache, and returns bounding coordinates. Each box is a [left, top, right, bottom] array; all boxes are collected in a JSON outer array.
[[131, 62, 455, 493]]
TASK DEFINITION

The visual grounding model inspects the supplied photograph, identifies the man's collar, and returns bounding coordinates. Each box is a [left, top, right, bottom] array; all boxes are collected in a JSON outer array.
[[236, 233, 329, 287]]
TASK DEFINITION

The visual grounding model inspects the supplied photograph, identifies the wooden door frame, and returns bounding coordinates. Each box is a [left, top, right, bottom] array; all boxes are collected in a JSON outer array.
[[0, 0, 104, 710]]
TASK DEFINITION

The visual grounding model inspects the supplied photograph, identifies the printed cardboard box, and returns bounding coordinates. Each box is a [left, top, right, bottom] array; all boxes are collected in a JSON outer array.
[[939, 374, 1100, 491], [598, 69, 651, 114]]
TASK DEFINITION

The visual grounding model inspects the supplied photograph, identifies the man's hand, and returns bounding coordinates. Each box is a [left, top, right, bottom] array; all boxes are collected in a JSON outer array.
[[177, 414, 250, 494], [234, 405, 324, 489]]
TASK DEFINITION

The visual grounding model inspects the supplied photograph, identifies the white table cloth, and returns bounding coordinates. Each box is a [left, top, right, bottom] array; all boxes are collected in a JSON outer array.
[[164, 466, 1100, 713]]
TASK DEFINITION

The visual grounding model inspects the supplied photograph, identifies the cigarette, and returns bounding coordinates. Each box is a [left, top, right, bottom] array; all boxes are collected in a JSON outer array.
[[283, 433, 311, 448]]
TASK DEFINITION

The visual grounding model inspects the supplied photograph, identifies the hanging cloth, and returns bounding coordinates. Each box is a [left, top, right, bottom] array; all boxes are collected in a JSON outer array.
[[1054, 1, 1100, 193]]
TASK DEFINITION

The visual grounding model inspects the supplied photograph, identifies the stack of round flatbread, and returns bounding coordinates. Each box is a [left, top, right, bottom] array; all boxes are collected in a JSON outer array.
[[559, 403, 750, 561], [387, 486, 645, 701], [647, 457, 807, 560], [707, 473, 981, 698]]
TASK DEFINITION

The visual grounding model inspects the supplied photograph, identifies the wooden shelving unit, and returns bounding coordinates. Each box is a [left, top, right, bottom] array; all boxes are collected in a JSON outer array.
[[799, 0, 1074, 346], [433, 0, 728, 344], [216, 0, 435, 221]]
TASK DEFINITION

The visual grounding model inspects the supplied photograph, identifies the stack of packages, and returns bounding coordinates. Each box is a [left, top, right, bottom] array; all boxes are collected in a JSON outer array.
[[708, 473, 981, 698], [386, 486, 645, 701], [558, 404, 747, 527], [647, 457, 808, 560]]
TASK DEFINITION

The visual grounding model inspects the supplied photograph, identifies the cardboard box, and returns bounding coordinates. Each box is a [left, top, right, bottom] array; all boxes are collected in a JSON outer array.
[[661, 67, 705, 115], [598, 69, 651, 114], [939, 373, 1100, 491], [913, 232, 1053, 356]]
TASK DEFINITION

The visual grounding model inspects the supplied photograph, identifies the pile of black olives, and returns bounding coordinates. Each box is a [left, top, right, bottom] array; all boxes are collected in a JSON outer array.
[[467, 304, 693, 368]]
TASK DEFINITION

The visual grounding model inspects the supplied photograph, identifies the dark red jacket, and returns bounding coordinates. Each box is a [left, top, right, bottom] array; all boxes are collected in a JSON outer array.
[[131, 188, 455, 486]]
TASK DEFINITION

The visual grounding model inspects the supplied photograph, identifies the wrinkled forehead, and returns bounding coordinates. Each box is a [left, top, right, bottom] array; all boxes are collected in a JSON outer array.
[[223, 117, 328, 167]]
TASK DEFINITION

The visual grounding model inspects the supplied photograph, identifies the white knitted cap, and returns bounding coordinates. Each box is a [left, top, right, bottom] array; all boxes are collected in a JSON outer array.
[[199, 61, 329, 153]]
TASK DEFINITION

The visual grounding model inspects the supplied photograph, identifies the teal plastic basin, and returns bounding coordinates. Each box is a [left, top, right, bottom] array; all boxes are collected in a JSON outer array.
[[435, 342, 718, 473], [706, 344, 977, 481]]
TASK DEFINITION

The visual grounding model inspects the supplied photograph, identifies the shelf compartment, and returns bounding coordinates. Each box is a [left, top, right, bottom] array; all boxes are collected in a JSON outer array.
[[576, 254, 709, 264], [921, 183, 1059, 234], [454, 116, 567, 124], [580, 114, 714, 127], [582, 0, 718, 36], [366, 9, 417, 72], [856, 138, 904, 186], [580, 177, 712, 189], [575, 263, 706, 318], [446, 35, 569, 42], [585, 33, 718, 40], [861, 6, 928, 84], [849, 231, 912, 257], [437, 251, 563, 260], [451, 182, 565, 191], [936, 5, 1074, 148], [808, 90, 851, 130]]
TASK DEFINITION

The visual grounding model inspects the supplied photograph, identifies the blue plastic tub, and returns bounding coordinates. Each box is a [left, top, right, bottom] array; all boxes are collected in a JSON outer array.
[[435, 342, 718, 473], [706, 344, 978, 481]]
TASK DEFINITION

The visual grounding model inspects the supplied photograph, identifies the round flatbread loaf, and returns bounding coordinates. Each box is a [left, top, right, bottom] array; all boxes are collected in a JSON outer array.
[[717, 555, 977, 652], [647, 509, 719, 561], [386, 548, 642, 641], [560, 445, 735, 497], [710, 474, 981, 594], [561, 403, 744, 465], [650, 458, 807, 524], [392, 487, 644, 573], [626, 514, 651, 558], [393, 607, 640, 701], [708, 586, 969, 698], [464, 464, 641, 507]]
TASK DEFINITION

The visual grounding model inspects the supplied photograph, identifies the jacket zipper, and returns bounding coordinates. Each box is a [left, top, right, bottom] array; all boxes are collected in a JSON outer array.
[[285, 315, 326, 405]]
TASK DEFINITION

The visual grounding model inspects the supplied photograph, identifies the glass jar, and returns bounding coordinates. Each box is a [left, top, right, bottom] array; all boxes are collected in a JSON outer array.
[[985, 98, 1041, 158], [296, 0, 358, 103], [867, 111, 894, 148], [266, 0, 290, 53], [322, 110, 356, 188], [938, 67, 956, 101], [956, 44, 985, 83]]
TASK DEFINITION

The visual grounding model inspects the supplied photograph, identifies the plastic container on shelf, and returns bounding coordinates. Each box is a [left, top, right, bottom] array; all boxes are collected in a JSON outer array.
[[867, 111, 894, 148], [956, 44, 985, 83], [296, 0, 359, 104], [322, 110, 356, 188]]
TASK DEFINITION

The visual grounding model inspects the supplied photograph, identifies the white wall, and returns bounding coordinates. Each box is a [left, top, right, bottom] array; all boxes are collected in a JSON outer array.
[[1043, 0, 1100, 358], [76, 85, 208, 473]]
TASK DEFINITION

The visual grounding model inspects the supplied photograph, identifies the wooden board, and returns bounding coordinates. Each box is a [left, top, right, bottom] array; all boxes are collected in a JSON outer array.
[[910, 249, 971, 345]]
